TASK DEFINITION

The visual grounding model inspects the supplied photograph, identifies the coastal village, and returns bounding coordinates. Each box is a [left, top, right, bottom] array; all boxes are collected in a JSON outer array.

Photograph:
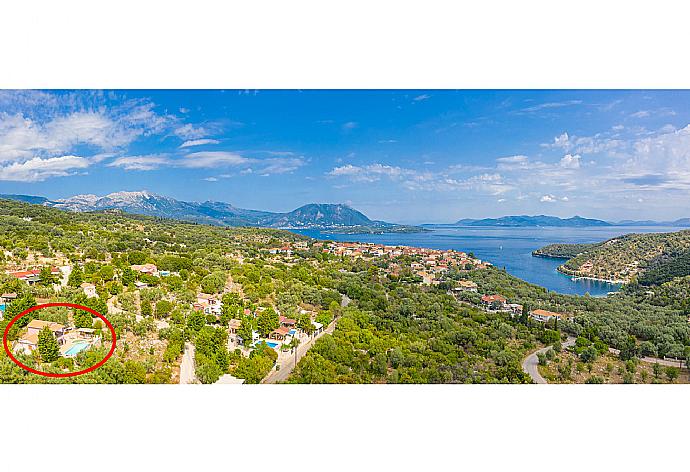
[[269, 240, 571, 324]]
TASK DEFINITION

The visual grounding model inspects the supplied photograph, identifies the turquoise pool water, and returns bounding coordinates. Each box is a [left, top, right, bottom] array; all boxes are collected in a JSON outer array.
[[256, 340, 279, 349], [65, 342, 89, 356]]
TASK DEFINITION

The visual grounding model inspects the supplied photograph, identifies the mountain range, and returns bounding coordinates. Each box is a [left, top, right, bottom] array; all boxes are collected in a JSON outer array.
[[0, 191, 422, 234], [3, 192, 689, 230], [453, 215, 611, 227], [426, 215, 690, 228]]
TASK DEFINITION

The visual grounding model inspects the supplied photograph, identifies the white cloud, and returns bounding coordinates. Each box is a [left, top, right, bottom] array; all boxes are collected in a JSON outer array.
[[519, 100, 582, 113], [540, 194, 556, 203], [545, 130, 623, 155], [413, 94, 431, 102], [0, 155, 91, 182], [174, 123, 211, 140], [341, 121, 358, 131], [328, 163, 412, 183], [203, 177, 218, 182], [559, 153, 581, 169], [181, 151, 250, 168], [496, 155, 532, 170], [0, 92, 184, 183], [631, 110, 650, 118], [328, 163, 513, 195], [107, 154, 171, 171], [496, 155, 529, 164], [179, 139, 220, 148], [619, 124, 690, 190], [552, 132, 570, 148], [108, 150, 304, 175]]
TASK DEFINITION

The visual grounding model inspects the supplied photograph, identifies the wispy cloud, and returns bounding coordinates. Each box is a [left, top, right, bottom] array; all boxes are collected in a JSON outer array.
[[328, 163, 513, 195], [0, 91, 215, 181], [179, 138, 220, 148], [108, 150, 305, 175], [0, 155, 91, 182], [106, 154, 171, 171], [518, 100, 582, 113]]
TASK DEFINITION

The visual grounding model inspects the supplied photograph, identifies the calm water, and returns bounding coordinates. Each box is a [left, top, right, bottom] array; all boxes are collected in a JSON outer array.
[[292, 226, 683, 296]]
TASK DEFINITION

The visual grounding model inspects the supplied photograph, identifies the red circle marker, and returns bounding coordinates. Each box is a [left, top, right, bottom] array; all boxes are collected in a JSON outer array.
[[2, 302, 117, 378]]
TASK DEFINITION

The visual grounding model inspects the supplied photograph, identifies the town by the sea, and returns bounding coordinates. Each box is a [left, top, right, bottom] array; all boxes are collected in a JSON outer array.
[[293, 226, 682, 296]]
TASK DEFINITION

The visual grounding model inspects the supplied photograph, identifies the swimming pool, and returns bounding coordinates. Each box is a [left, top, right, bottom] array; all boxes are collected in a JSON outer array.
[[64, 342, 90, 357], [255, 340, 280, 349], [288, 329, 296, 336]]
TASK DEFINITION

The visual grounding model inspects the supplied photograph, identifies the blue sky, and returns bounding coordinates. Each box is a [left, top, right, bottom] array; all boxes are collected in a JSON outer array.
[[1, 89, 689, 223]]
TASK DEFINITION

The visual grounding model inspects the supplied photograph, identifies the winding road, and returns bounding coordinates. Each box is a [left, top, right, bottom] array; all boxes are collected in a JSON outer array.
[[521, 337, 575, 384], [522, 337, 687, 384]]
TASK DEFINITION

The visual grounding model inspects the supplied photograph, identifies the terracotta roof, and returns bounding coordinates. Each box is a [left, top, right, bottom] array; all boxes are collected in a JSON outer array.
[[273, 326, 291, 336], [27, 319, 65, 332], [531, 309, 565, 318], [20, 332, 39, 345], [131, 263, 157, 272], [481, 294, 506, 303]]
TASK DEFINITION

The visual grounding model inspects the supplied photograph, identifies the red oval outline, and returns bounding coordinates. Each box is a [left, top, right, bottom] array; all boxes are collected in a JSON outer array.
[[2, 302, 117, 378]]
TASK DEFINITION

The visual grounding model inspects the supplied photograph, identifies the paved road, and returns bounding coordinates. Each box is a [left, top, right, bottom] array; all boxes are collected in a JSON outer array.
[[608, 348, 686, 368], [522, 337, 576, 384], [522, 338, 687, 384], [261, 293, 348, 384], [179, 342, 196, 384], [262, 316, 338, 384]]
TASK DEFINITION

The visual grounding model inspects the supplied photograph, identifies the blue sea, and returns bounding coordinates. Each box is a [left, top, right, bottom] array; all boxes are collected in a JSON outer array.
[[292, 226, 683, 296]]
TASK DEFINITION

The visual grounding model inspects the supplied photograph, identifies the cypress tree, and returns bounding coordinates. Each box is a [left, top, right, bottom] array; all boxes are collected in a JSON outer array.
[[38, 326, 60, 363]]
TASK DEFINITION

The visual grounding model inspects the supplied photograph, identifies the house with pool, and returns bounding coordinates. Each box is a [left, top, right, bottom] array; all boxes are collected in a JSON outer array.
[[1, 293, 17, 319], [16, 320, 67, 354], [14, 319, 101, 358]]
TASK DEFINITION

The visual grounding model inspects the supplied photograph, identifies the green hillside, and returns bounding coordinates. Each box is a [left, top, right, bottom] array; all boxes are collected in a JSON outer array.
[[535, 230, 690, 283]]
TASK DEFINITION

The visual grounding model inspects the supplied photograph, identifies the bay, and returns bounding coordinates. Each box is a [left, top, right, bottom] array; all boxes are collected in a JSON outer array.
[[291, 226, 683, 296]]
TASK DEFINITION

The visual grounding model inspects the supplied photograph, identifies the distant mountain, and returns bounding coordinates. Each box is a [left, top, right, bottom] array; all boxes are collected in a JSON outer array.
[[616, 218, 690, 227], [453, 215, 611, 227], [267, 203, 380, 228], [0, 191, 423, 233], [0, 194, 51, 205]]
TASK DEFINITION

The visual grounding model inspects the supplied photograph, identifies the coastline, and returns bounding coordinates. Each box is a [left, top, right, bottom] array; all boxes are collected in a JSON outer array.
[[531, 253, 627, 285], [555, 265, 627, 285], [293, 226, 632, 296], [531, 252, 571, 260]]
